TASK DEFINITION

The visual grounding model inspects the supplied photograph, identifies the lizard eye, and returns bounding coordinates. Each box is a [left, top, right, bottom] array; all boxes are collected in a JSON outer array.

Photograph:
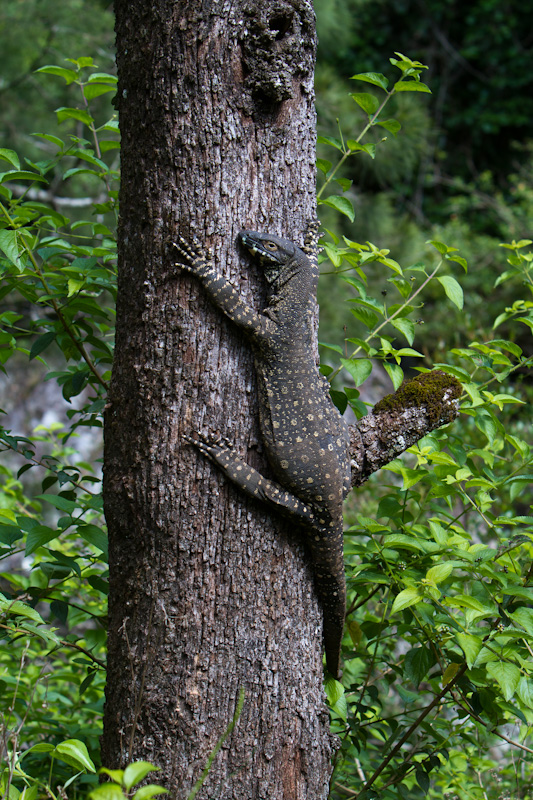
[[264, 242, 278, 250]]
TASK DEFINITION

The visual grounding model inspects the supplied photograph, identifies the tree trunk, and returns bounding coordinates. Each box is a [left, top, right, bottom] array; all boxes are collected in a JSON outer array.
[[103, 1, 336, 798], [103, 2, 462, 797]]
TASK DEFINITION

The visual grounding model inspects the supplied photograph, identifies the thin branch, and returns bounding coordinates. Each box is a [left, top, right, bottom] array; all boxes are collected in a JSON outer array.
[[7, 183, 110, 208], [351, 663, 468, 797]]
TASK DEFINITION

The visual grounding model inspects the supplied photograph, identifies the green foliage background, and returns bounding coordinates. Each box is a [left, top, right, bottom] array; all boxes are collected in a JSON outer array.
[[0, 3, 532, 799]]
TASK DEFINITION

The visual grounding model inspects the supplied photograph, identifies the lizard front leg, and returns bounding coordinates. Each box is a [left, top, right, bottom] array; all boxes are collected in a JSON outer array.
[[172, 238, 274, 342], [185, 433, 318, 527]]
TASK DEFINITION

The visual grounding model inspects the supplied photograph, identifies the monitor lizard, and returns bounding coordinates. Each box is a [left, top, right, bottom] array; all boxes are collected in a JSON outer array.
[[173, 224, 351, 678]]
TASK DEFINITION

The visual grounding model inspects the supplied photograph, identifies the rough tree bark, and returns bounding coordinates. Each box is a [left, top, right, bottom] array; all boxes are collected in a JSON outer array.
[[102, 2, 460, 799]]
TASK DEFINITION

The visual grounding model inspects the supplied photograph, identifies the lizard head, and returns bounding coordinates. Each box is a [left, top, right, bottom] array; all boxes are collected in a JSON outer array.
[[239, 231, 304, 285]]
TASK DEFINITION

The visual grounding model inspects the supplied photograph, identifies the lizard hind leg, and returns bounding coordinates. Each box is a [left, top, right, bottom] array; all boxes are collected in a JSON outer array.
[[185, 432, 318, 527], [186, 432, 346, 677]]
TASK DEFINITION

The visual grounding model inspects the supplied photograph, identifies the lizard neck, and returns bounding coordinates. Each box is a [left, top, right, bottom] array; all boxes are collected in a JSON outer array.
[[264, 255, 318, 330]]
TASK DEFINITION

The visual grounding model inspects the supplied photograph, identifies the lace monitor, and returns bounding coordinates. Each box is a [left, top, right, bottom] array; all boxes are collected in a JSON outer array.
[[173, 224, 351, 678]]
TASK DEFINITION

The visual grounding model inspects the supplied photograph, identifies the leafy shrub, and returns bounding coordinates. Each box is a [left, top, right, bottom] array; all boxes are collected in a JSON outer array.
[[0, 57, 116, 798]]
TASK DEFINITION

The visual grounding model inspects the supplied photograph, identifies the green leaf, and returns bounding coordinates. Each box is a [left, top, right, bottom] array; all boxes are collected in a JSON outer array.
[[54, 739, 96, 773], [316, 135, 343, 151], [89, 785, 126, 800], [133, 786, 168, 800], [442, 662, 462, 685], [329, 389, 348, 415], [83, 84, 116, 101], [123, 762, 160, 791], [429, 240, 452, 255], [77, 524, 108, 555], [21, 743, 55, 757], [437, 276, 464, 309], [416, 768, 430, 794], [36, 66, 78, 84], [384, 534, 431, 552], [391, 587, 422, 614], [350, 306, 378, 329], [88, 72, 118, 84], [350, 72, 389, 91], [390, 317, 415, 345], [30, 332, 57, 360], [398, 466, 425, 490], [486, 662, 521, 701], [31, 133, 65, 148], [324, 674, 345, 708], [25, 525, 59, 556], [0, 230, 23, 270], [456, 632, 482, 669], [88, 575, 109, 595], [383, 362, 403, 390], [0, 149, 20, 169], [489, 338, 522, 357], [335, 178, 352, 192], [36, 493, 77, 513], [444, 595, 495, 621], [517, 677, 533, 709], [55, 107, 94, 126], [40, 562, 72, 581], [67, 56, 94, 67], [0, 524, 23, 546], [319, 195, 355, 222], [403, 646, 433, 685], [319, 342, 344, 355], [99, 769, 125, 784], [0, 170, 47, 184], [394, 80, 431, 93], [375, 119, 401, 135], [346, 141, 376, 159], [0, 595, 44, 624], [425, 563, 454, 584], [510, 608, 533, 636], [101, 119, 120, 133], [447, 254, 468, 272], [341, 357, 372, 387], [316, 158, 332, 174], [350, 92, 380, 115]]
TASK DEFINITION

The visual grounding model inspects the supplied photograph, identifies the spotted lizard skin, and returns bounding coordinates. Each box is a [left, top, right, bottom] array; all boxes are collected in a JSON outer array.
[[173, 224, 351, 677]]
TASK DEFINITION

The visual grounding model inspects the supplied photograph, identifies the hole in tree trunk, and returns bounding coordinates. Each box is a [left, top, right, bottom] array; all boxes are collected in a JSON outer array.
[[269, 14, 292, 40]]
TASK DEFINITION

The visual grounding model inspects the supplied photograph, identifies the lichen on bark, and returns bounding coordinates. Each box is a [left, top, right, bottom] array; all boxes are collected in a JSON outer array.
[[373, 370, 462, 425]]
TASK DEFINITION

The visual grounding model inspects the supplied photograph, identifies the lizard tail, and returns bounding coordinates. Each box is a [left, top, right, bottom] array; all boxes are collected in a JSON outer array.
[[310, 559, 345, 679], [321, 591, 345, 679]]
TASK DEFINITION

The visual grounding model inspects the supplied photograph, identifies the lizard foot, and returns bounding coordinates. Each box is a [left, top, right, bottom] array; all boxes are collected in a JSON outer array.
[[171, 237, 214, 275], [302, 220, 325, 260], [184, 431, 235, 462]]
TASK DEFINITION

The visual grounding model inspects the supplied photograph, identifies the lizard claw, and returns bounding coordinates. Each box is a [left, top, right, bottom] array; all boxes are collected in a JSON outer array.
[[171, 237, 214, 273], [184, 431, 234, 461]]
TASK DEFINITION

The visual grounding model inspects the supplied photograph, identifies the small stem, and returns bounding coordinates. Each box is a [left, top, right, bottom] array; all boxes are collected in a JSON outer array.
[[78, 79, 116, 212], [318, 89, 395, 200], [0, 440, 97, 492], [28, 249, 109, 391], [329, 260, 442, 382], [452, 681, 533, 755], [459, 352, 533, 402], [353, 663, 468, 797], [57, 639, 106, 669]]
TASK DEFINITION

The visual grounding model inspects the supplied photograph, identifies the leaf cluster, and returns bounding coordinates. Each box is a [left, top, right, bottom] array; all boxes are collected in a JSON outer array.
[[317, 52, 430, 225], [319, 56, 533, 800], [0, 58, 117, 799]]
